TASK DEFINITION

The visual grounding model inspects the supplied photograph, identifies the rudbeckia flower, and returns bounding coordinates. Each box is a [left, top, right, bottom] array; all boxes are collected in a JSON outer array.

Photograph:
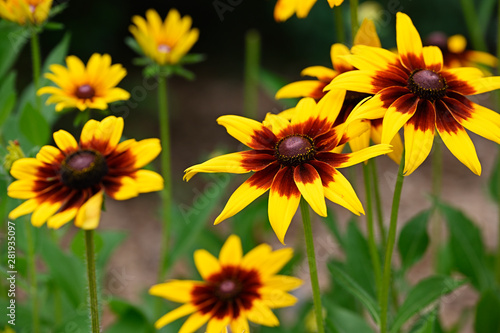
[[0, 0, 52, 25], [8, 116, 163, 229], [274, 0, 344, 22], [129, 8, 199, 66], [150, 234, 302, 332], [326, 12, 500, 176], [276, 19, 403, 163], [184, 91, 392, 243], [37, 54, 130, 112], [425, 32, 497, 70]]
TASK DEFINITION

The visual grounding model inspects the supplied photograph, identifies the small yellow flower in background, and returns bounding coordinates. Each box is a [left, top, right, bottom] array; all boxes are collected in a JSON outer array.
[[150, 234, 302, 332], [37, 53, 130, 112], [327, 12, 500, 176], [129, 8, 199, 66], [276, 19, 403, 164], [184, 91, 392, 243], [425, 32, 497, 70], [274, 0, 344, 22], [0, 0, 52, 25], [7, 116, 163, 229]]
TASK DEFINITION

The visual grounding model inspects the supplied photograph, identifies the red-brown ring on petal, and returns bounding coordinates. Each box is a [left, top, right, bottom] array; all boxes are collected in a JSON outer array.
[[75, 84, 96, 100], [60, 150, 108, 190], [275, 134, 316, 167], [191, 265, 262, 320], [407, 69, 447, 100]]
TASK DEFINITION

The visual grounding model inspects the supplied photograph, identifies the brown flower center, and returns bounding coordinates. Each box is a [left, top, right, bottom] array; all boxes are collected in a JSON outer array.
[[75, 84, 95, 100], [157, 44, 171, 54], [60, 150, 108, 189], [276, 134, 316, 166], [407, 69, 447, 100]]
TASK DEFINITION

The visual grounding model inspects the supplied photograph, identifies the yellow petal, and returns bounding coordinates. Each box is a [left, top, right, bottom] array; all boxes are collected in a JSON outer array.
[[194, 249, 221, 280], [31, 199, 63, 227], [47, 207, 79, 229], [291, 97, 317, 127], [53, 130, 78, 154], [263, 113, 292, 135], [300, 66, 337, 81], [422, 46, 443, 72], [7, 180, 40, 199], [219, 235, 243, 266], [106, 176, 138, 200], [246, 300, 279, 326], [10, 158, 44, 180], [381, 94, 419, 144], [345, 94, 386, 125], [36, 145, 63, 164], [325, 70, 379, 94], [133, 170, 164, 193], [259, 248, 294, 277], [457, 102, 500, 144], [154, 303, 198, 330], [275, 80, 326, 100], [335, 144, 393, 168], [293, 164, 326, 217], [396, 12, 424, 70], [349, 45, 400, 70], [179, 311, 211, 333], [217, 115, 275, 149], [9, 199, 39, 220], [264, 275, 303, 291], [230, 316, 250, 333], [206, 317, 230, 333], [274, 0, 296, 22], [74, 191, 104, 229], [129, 138, 162, 169], [260, 288, 298, 308], [354, 19, 381, 48], [149, 280, 200, 302], [241, 244, 273, 271]]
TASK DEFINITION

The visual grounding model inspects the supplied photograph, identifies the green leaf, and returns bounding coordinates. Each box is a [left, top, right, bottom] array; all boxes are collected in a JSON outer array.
[[439, 202, 494, 291], [390, 276, 466, 333], [323, 209, 345, 248], [323, 300, 374, 333], [171, 65, 195, 80], [478, 0, 497, 36], [327, 262, 380, 324], [489, 152, 500, 201], [19, 102, 50, 146], [0, 71, 16, 128], [125, 36, 144, 56], [106, 298, 152, 333], [0, 21, 28, 79], [409, 308, 438, 333], [397, 210, 430, 270], [44, 22, 65, 30], [474, 289, 500, 333], [179, 53, 205, 64]]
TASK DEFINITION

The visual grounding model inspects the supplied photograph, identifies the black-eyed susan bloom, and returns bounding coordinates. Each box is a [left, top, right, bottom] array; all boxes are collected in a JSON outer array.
[[326, 12, 500, 176], [150, 234, 302, 332], [129, 8, 199, 66], [184, 91, 392, 243], [8, 116, 163, 229], [274, 0, 344, 22], [37, 54, 130, 112], [0, 0, 52, 25]]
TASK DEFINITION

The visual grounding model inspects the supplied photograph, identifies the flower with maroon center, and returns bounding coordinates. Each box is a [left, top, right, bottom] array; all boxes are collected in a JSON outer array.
[[325, 12, 500, 176], [184, 91, 392, 244], [149, 235, 302, 333], [7, 116, 163, 229]]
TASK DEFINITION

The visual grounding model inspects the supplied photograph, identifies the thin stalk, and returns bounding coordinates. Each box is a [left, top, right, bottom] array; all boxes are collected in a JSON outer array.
[[85, 230, 100, 333], [157, 75, 172, 280], [26, 224, 40, 333], [459, 0, 487, 51], [494, 0, 500, 285], [300, 199, 325, 333], [30, 28, 42, 111], [349, 0, 359, 43], [370, 160, 386, 245], [380, 151, 405, 333], [333, 6, 345, 44], [244, 29, 260, 119], [362, 163, 382, 299], [431, 137, 443, 271]]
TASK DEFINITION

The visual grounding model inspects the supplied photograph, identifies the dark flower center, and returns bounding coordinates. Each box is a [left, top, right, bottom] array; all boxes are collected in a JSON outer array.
[[407, 69, 447, 100], [75, 84, 95, 100], [191, 266, 262, 319], [276, 134, 316, 166], [60, 150, 108, 189], [157, 43, 171, 54]]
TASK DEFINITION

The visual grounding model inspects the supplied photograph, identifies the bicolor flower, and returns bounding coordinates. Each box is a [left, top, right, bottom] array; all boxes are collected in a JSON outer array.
[[8, 116, 163, 229], [274, 0, 344, 22], [129, 8, 199, 65], [184, 91, 392, 243], [150, 235, 302, 333], [0, 0, 52, 25], [326, 12, 500, 176], [276, 19, 403, 163], [37, 54, 130, 112]]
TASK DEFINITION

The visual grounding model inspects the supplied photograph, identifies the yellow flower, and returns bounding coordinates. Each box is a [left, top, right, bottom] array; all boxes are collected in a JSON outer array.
[[37, 54, 130, 112], [185, 92, 392, 243], [150, 235, 302, 332], [0, 0, 52, 25], [129, 8, 199, 66], [327, 12, 500, 175], [274, 0, 344, 22], [7, 116, 163, 229]]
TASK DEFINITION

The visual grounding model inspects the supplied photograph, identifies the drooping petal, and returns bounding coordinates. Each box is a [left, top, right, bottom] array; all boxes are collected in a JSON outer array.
[[9, 199, 39, 220], [219, 234, 243, 266], [246, 300, 280, 326], [371, 119, 404, 164], [381, 94, 419, 144], [396, 12, 425, 71], [293, 163, 326, 217], [194, 249, 222, 280], [154, 303, 199, 330], [300, 66, 337, 81], [74, 190, 104, 229], [325, 70, 379, 94], [461, 76, 500, 95], [344, 93, 387, 124], [275, 80, 327, 100], [178, 311, 211, 333], [332, 144, 393, 168], [217, 115, 276, 150]]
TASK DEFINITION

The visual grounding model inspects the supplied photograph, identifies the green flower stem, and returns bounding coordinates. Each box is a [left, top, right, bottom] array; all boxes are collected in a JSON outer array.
[[300, 199, 325, 333], [370, 160, 386, 246], [362, 163, 382, 299], [333, 6, 345, 44], [459, 0, 487, 51], [349, 0, 359, 43], [157, 74, 172, 281], [85, 230, 100, 333], [431, 137, 443, 270], [26, 223, 40, 333], [244, 29, 260, 119], [380, 151, 406, 333], [495, 0, 500, 286], [30, 28, 42, 111]]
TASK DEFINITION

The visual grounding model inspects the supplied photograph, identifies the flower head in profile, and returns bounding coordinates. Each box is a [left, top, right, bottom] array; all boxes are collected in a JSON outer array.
[[8, 116, 163, 229], [129, 8, 199, 66], [274, 0, 344, 22], [184, 91, 392, 243], [0, 0, 52, 25], [326, 12, 500, 176], [425, 32, 497, 70], [37, 54, 130, 112], [150, 234, 302, 332], [276, 19, 403, 163]]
